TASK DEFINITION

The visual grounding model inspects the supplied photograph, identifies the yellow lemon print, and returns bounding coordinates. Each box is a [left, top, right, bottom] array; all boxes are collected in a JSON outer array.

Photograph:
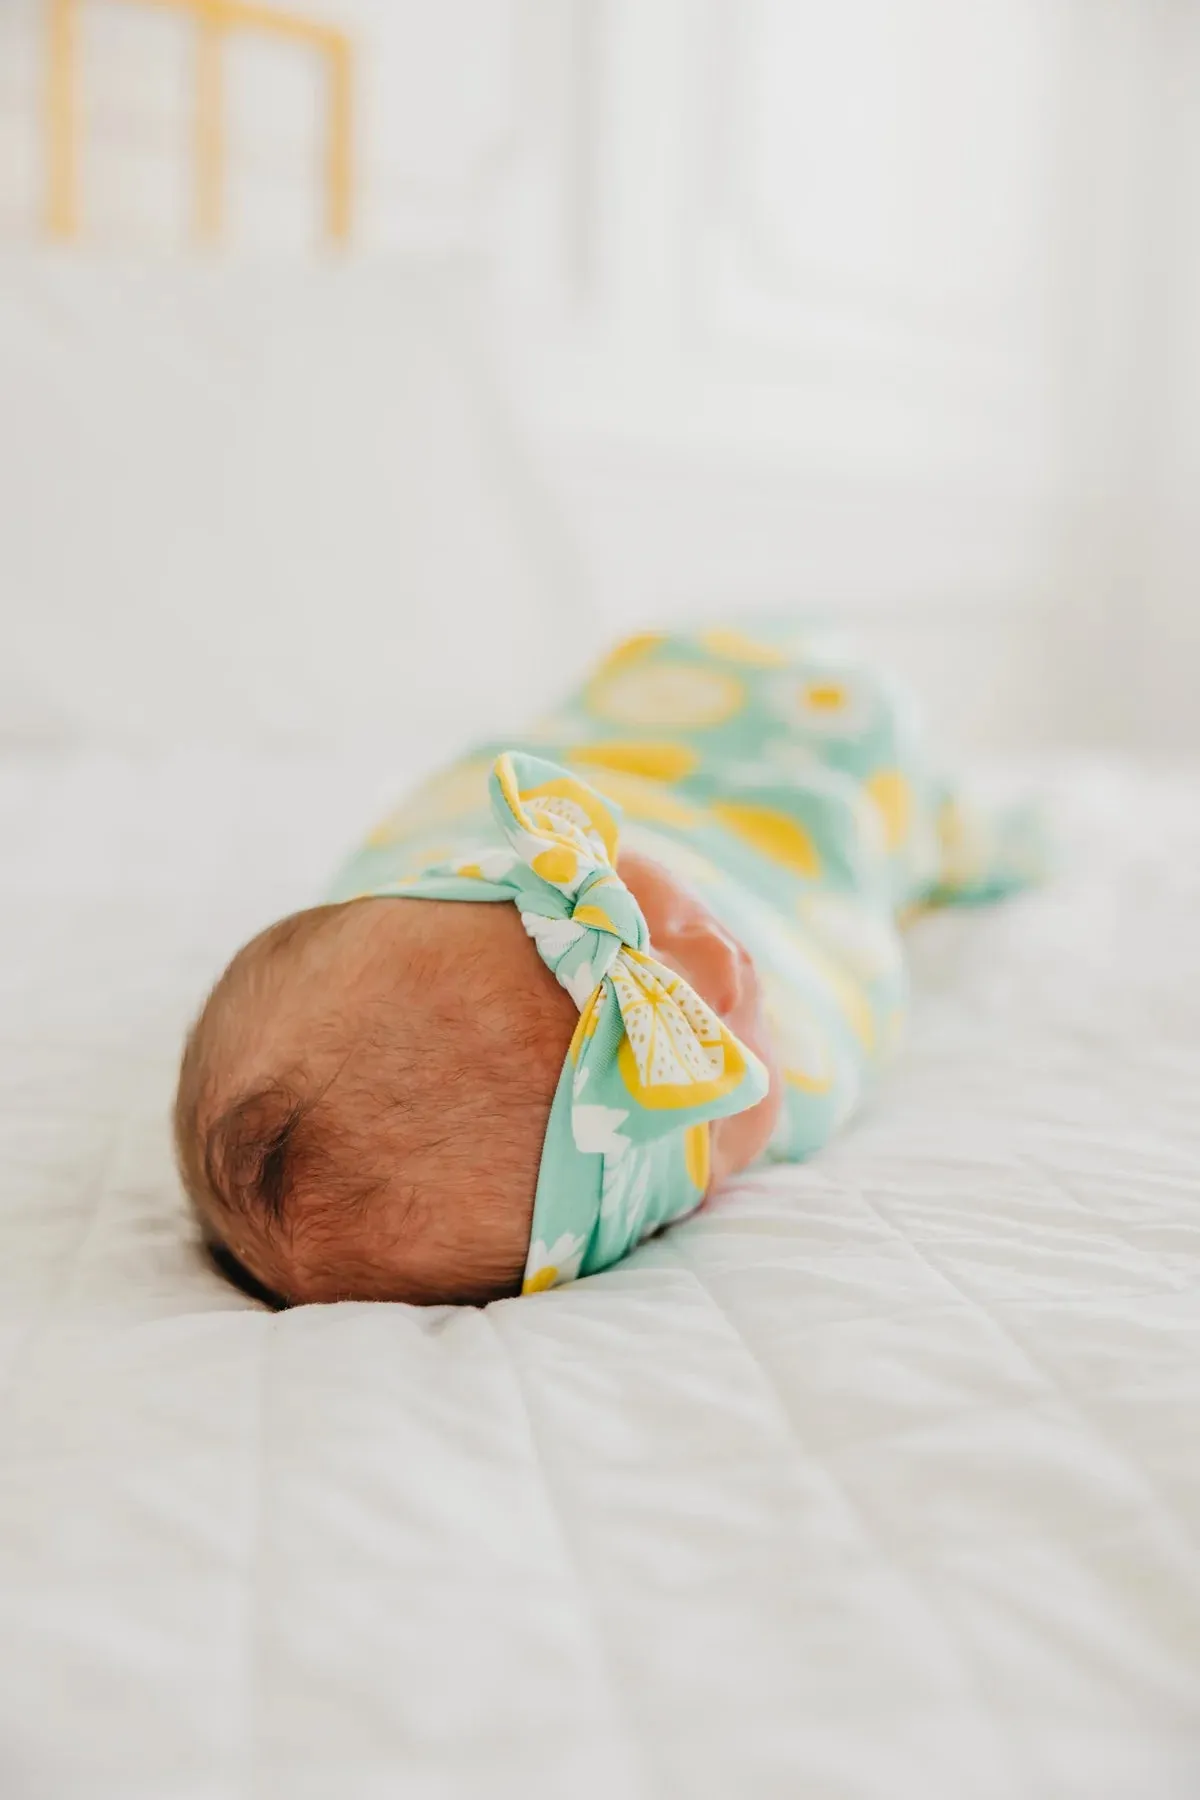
[[697, 628, 789, 667], [518, 773, 620, 867], [532, 846, 578, 885], [573, 902, 620, 934], [865, 769, 912, 852], [593, 631, 667, 677], [709, 802, 822, 879], [579, 767, 699, 828], [612, 954, 747, 1109], [569, 740, 699, 783], [494, 754, 528, 828], [587, 662, 744, 730], [568, 996, 601, 1065], [684, 1122, 711, 1191]]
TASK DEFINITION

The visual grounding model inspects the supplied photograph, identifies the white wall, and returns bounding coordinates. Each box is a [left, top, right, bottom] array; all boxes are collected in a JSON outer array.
[[495, 0, 1197, 753], [0, 0, 1195, 752], [1111, 0, 1200, 753]]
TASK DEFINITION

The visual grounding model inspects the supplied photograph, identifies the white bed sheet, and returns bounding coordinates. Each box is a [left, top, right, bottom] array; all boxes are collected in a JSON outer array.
[[1, 749, 1197, 1800]]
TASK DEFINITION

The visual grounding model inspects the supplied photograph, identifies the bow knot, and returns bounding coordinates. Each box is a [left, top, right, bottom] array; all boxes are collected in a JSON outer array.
[[487, 754, 652, 1005], [377, 750, 769, 1291]]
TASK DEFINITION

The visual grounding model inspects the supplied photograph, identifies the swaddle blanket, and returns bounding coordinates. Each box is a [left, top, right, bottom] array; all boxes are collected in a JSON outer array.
[[329, 624, 1038, 1289]]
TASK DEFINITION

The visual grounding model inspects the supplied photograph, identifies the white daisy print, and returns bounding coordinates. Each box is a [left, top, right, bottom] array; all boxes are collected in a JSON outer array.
[[562, 960, 601, 1009], [587, 662, 745, 730], [572, 1101, 632, 1157], [570, 1066, 632, 1155], [601, 1151, 653, 1234], [523, 1233, 587, 1293], [521, 913, 586, 964], [474, 846, 520, 880], [766, 668, 876, 741], [599, 1149, 635, 1221]]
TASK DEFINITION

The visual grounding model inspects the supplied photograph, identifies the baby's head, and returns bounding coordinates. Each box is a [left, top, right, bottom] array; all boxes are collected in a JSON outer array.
[[175, 854, 781, 1307], [175, 899, 578, 1305]]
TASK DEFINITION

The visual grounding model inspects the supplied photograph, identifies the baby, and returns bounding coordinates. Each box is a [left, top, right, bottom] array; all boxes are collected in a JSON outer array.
[[175, 625, 1034, 1307]]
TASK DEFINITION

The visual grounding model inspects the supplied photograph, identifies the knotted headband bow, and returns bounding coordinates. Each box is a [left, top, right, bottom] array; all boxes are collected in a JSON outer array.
[[371, 752, 769, 1290]]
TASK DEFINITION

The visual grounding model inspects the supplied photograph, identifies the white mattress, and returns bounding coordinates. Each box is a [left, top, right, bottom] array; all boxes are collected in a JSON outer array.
[[1, 748, 1198, 1800]]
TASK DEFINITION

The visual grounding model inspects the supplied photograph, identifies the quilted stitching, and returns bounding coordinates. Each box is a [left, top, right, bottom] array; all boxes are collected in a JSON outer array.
[[0, 752, 1197, 1800]]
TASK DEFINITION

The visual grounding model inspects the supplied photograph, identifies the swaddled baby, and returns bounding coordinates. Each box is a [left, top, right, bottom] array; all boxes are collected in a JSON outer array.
[[175, 625, 1035, 1306]]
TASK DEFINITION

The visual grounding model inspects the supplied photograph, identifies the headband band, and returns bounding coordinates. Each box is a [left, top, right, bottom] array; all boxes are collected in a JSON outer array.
[[369, 752, 769, 1291]]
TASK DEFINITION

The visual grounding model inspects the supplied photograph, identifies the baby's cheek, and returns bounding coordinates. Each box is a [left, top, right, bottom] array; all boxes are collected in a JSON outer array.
[[708, 1021, 782, 1188]]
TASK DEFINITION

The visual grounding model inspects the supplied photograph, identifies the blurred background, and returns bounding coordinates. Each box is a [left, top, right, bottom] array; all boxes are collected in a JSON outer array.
[[1, 0, 1197, 765]]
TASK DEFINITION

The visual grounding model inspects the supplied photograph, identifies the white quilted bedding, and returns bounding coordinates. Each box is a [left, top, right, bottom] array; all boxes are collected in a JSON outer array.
[[1, 748, 1198, 1800]]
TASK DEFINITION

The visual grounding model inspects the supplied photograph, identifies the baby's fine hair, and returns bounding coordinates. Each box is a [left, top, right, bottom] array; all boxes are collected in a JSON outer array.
[[173, 900, 575, 1306]]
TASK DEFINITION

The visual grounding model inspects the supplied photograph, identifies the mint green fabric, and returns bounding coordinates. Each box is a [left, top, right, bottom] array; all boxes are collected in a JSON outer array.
[[354, 751, 768, 1291], [329, 623, 1041, 1289]]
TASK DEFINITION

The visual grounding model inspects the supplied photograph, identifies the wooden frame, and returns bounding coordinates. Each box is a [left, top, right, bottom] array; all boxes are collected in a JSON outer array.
[[44, 0, 353, 245]]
